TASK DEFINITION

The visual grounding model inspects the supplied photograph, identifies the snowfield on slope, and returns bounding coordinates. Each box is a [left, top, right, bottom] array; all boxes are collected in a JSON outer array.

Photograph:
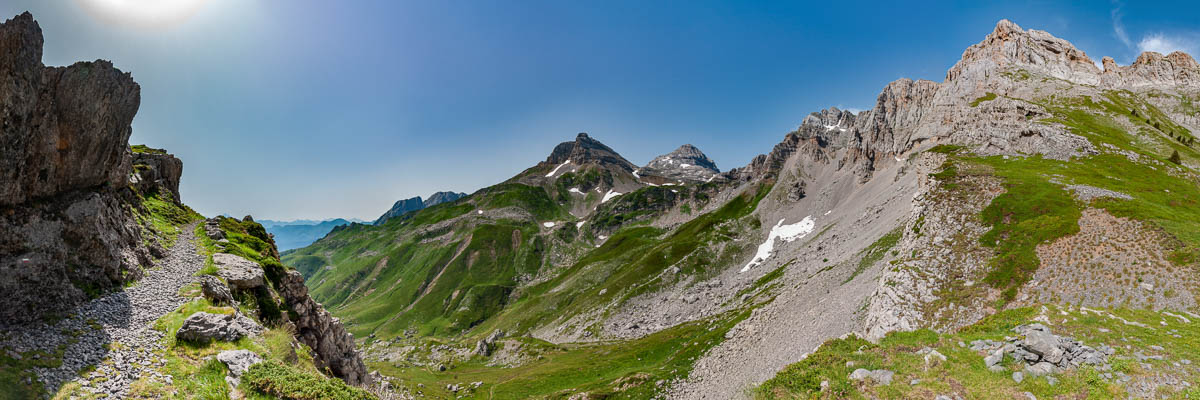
[[546, 160, 571, 177], [741, 216, 815, 272], [601, 190, 622, 203]]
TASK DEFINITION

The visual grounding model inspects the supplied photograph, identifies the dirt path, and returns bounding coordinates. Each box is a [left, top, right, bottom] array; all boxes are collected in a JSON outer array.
[[0, 222, 204, 398]]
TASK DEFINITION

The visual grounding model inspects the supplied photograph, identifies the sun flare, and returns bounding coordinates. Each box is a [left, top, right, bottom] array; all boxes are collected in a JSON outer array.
[[76, 0, 209, 29]]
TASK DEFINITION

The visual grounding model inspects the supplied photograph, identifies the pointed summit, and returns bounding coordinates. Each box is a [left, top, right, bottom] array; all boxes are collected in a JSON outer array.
[[639, 144, 720, 183], [542, 132, 636, 177]]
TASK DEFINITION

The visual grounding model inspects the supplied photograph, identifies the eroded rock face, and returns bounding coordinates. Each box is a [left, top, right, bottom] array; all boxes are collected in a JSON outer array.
[[0, 12, 140, 207], [278, 269, 372, 386], [1102, 51, 1200, 88], [0, 12, 149, 324], [130, 151, 183, 202]]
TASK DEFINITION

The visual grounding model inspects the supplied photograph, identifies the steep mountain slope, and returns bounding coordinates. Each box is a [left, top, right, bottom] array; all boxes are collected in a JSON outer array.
[[288, 19, 1200, 400]]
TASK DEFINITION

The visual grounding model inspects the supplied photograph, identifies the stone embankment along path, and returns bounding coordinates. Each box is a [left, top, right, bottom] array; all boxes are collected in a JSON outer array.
[[0, 222, 204, 398]]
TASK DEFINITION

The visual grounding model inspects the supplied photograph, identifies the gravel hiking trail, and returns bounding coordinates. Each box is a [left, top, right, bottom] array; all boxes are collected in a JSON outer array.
[[0, 222, 204, 398]]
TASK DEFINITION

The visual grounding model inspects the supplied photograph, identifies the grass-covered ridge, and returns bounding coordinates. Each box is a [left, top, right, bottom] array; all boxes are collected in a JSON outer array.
[[114, 216, 373, 399], [376, 309, 750, 399], [926, 86, 1200, 304], [241, 361, 375, 400], [130, 144, 167, 154], [756, 305, 1200, 399], [285, 177, 769, 341]]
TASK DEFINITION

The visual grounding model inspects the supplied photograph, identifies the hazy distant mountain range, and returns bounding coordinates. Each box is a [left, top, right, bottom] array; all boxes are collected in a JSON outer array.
[[263, 218, 364, 251]]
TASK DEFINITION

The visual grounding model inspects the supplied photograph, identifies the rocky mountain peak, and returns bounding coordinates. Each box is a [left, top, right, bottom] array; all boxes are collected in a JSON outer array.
[[639, 144, 720, 182], [948, 19, 1099, 86], [425, 191, 467, 207], [1100, 50, 1200, 88], [544, 132, 636, 173]]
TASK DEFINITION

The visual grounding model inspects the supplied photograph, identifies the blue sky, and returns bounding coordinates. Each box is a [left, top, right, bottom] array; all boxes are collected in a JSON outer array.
[[4, 1, 1199, 220]]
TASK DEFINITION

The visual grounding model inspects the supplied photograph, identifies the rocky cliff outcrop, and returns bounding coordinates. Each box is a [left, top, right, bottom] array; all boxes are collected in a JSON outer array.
[[278, 268, 372, 386], [0, 12, 140, 207], [1101, 51, 1200, 88], [0, 12, 152, 324], [131, 149, 184, 202], [729, 19, 1135, 184]]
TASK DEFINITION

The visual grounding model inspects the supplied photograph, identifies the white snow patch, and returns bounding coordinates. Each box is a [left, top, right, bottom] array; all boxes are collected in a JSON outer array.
[[568, 188, 584, 194], [894, 155, 904, 162], [576, 221, 585, 228], [633, 169, 641, 179], [601, 190, 622, 203], [705, 175, 716, 183], [598, 235, 608, 240], [546, 160, 571, 177], [824, 210, 831, 216], [740, 216, 815, 273], [680, 163, 692, 168], [543, 222, 556, 228], [477, 210, 483, 215], [671, 189, 678, 193]]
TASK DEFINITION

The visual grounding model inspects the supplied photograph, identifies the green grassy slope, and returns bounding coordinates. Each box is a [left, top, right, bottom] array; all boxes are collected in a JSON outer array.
[[283, 179, 766, 340]]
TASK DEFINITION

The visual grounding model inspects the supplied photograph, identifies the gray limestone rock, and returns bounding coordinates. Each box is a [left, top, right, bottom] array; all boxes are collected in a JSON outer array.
[[175, 312, 262, 343], [200, 276, 235, 305], [213, 253, 265, 290], [849, 368, 894, 385], [217, 349, 263, 387]]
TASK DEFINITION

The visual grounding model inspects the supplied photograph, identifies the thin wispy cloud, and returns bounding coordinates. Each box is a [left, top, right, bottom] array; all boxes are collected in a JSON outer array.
[[1111, 7, 1132, 47], [1137, 33, 1197, 56], [1111, 3, 1198, 61]]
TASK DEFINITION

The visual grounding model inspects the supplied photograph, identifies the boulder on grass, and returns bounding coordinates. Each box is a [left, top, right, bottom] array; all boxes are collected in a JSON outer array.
[[176, 312, 263, 343], [213, 253, 265, 290]]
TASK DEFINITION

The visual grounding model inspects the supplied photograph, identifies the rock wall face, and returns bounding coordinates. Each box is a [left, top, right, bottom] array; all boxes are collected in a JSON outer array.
[[0, 12, 148, 325], [131, 151, 183, 202], [0, 12, 140, 207], [278, 269, 372, 386]]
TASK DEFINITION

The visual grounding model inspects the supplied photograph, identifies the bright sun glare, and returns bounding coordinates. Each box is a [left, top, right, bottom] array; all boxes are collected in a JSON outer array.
[[76, 0, 209, 29]]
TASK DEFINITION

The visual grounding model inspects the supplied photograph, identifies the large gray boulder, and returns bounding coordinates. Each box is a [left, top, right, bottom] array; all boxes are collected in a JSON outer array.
[[213, 253, 265, 290], [175, 312, 263, 343], [200, 275, 235, 305], [217, 349, 263, 387]]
